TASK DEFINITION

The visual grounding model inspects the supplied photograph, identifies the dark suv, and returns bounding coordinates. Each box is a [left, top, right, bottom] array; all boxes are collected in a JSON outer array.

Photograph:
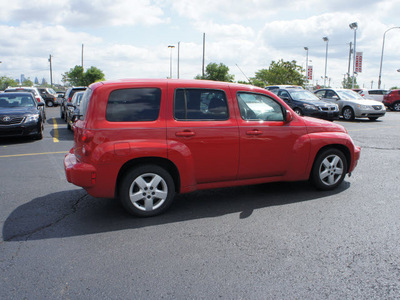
[[383, 89, 400, 111], [37, 87, 58, 107], [276, 88, 339, 120], [60, 87, 86, 120]]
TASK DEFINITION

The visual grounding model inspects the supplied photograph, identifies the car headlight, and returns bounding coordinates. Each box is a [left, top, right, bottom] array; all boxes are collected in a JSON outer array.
[[304, 104, 318, 110], [357, 104, 372, 110], [25, 114, 40, 122]]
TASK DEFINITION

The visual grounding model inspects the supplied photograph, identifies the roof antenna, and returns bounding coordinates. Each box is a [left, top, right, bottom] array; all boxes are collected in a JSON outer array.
[[236, 64, 252, 84]]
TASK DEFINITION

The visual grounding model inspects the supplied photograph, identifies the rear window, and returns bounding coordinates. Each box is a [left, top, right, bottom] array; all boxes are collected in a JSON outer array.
[[106, 88, 161, 122]]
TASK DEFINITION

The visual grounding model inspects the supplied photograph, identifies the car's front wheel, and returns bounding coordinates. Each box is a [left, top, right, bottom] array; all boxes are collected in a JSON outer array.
[[342, 106, 355, 121], [393, 102, 400, 112], [119, 165, 175, 217], [311, 148, 347, 190]]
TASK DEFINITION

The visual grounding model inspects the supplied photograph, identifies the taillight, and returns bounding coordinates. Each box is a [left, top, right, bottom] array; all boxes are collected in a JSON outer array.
[[80, 130, 94, 156], [68, 97, 72, 102]]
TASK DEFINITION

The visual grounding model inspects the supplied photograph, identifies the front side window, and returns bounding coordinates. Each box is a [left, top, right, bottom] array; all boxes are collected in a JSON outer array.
[[174, 89, 228, 121], [237, 92, 284, 121], [106, 88, 161, 122]]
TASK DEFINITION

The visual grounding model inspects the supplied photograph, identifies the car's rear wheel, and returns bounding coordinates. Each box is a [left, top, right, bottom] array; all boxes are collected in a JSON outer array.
[[311, 148, 347, 190], [393, 102, 400, 111], [46, 101, 54, 107], [119, 165, 175, 217], [342, 106, 355, 121]]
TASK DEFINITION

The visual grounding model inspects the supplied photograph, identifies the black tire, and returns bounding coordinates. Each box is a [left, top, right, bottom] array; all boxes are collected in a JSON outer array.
[[310, 148, 347, 191], [67, 122, 71, 131], [119, 165, 175, 217], [393, 102, 400, 112], [46, 101, 54, 107], [342, 106, 355, 121], [293, 108, 303, 116]]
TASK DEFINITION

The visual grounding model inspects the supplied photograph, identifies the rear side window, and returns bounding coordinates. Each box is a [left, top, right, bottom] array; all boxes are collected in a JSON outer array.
[[106, 88, 161, 122], [174, 89, 228, 121]]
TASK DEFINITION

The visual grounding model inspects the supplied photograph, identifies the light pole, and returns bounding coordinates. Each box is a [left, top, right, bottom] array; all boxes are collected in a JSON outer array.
[[168, 45, 175, 79], [322, 37, 329, 87], [349, 22, 358, 89], [378, 26, 400, 89], [304, 47, 309, 86]]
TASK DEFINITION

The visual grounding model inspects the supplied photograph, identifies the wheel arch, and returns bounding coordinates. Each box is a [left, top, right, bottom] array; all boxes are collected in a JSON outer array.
[[115, 157, 181, 198], [310, 144, 351, 177]]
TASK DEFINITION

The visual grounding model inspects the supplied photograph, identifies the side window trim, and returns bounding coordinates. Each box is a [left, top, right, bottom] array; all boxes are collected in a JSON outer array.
[[173, 88, 229, 121]]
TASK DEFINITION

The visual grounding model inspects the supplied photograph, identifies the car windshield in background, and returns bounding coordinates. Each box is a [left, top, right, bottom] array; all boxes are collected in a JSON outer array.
[[337, 90, 365, 100], [289, 90, 320, 101], [0, 95, 35, 107]]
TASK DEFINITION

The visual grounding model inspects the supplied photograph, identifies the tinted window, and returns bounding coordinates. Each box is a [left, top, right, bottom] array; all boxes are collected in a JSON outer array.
[[79, 88, 93, 120], [106, 88, 161, 122], [237, 92, 284, 121], [174, 89, 228, 121]]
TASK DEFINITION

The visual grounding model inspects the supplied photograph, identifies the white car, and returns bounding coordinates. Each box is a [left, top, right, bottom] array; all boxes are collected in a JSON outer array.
[[358, 89, 388, 102], [315, 88, 386, 121]]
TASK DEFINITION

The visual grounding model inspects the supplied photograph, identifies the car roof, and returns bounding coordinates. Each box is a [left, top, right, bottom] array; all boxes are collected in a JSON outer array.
[[0, 92, 34, 97]]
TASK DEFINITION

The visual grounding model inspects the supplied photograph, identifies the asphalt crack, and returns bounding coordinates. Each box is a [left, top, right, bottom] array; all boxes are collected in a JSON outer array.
[[3, 193, 88, 242]]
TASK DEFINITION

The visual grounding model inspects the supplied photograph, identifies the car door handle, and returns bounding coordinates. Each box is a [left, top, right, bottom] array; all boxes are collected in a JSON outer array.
[[246, 129, 262, 136], [175, 130, 195, 137]]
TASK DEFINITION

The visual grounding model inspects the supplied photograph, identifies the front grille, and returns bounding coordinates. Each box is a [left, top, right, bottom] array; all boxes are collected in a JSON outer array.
[[321, 106, 336, 111], [0, 116, 25, 125], [372, 105, 382, 110]]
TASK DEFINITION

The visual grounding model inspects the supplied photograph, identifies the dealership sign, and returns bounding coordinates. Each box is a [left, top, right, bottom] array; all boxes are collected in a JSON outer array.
[[355, 52, 363, 73], [307, 66, 313, 80]]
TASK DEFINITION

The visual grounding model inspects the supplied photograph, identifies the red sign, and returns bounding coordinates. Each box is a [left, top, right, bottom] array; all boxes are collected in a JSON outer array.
[[307, 66, 313, 80], [355, 52, 363, 73]]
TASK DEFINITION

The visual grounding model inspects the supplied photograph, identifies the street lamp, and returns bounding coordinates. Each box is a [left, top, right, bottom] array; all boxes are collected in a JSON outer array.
[[304, 47, 309, 85], [168, 45, 175, 79], [349, 22, 358, 89], [378, 26, 400, 89], [322, 37, 328, 87]]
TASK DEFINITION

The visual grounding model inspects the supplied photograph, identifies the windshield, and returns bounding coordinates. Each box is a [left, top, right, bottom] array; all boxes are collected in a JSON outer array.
[[48, 88, 56, 94], [289, 90, 320, 101], [0, 95, 35, 107], [337, 90, 365, 100]]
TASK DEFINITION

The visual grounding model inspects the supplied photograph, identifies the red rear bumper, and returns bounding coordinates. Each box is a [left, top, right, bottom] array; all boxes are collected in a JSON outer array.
[[64, 152, 96, 188]]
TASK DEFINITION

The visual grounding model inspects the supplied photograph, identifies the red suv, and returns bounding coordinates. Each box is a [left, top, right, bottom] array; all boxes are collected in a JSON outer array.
[[64, 79, 360, 217], [383, 89, 400, 111]]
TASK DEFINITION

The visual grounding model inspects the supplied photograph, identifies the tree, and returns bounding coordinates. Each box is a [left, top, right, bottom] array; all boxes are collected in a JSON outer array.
[[62, 65, 105, 86], [252, 59, 305, 87], [195, 62, 235, 82], [0, 76, 18, 90], [82, 66, 105, 86], [342, 76, 359, 89]]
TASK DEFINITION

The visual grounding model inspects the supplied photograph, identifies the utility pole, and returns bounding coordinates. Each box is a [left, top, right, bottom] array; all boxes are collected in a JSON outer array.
[[48, 55, 53, 87], [177, 41, 180, 79], [347, 42, 352, 87], [81, 44, 84, 70], [202, 33, 205, 78]]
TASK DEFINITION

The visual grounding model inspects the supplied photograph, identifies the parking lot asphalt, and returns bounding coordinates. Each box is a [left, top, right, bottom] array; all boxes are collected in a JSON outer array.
[[1, 107, 399, 299]]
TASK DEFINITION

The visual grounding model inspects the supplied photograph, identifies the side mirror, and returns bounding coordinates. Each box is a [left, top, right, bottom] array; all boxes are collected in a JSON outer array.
[[280, 96, 290, 101], [285, 110, 293, 122]]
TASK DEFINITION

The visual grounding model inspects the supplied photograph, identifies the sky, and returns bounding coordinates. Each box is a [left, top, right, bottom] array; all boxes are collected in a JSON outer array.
[[0, 0, 399, 89]]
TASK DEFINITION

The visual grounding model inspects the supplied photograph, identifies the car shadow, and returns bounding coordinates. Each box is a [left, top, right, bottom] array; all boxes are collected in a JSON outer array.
[[3, 181, 350, 242], [0, 136, 36, 146]]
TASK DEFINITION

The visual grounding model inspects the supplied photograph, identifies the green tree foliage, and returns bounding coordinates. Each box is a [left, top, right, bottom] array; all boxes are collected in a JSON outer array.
[[62, 65, 105, 86], [342, 76, 359, 89], [195, 62, 235, 82], [252, 59, 305, 87], [0, 76, 18, 90]]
